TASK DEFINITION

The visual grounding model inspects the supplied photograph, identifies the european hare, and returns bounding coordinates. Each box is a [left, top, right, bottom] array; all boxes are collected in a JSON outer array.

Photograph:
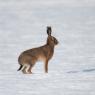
[[18, 26, 58, 74]]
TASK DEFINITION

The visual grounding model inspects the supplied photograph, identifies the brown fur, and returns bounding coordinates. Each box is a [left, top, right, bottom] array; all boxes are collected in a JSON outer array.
[[18, 26, 58, 74]]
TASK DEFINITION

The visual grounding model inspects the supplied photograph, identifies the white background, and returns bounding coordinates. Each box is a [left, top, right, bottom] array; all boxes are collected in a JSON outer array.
[[0, 0, 95, 95]]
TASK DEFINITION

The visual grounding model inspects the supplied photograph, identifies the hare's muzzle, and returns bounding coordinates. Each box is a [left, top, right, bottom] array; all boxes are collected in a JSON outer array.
[[55, 39, 59, 45]]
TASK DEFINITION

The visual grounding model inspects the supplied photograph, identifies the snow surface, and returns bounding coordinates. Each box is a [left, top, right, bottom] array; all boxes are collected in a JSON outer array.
[[0, 0, 95, 95]]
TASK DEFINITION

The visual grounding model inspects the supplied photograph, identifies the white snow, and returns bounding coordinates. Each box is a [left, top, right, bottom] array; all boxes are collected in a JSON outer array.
[[0, 0, 95, 95]]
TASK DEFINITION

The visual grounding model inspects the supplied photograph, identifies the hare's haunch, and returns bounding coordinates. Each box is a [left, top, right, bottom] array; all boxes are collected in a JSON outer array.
[[18, 26, 58, 74]]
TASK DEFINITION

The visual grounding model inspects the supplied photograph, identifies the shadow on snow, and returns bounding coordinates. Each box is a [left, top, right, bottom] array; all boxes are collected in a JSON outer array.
[[66, 68, 95, 74]]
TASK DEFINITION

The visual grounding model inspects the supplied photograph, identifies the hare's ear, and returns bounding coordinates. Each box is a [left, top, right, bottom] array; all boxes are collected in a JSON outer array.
[[47, 26, 52, 36]]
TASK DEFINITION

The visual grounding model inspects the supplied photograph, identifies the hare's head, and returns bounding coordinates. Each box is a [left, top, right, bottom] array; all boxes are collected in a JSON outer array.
[[47, 26, 58, 46]]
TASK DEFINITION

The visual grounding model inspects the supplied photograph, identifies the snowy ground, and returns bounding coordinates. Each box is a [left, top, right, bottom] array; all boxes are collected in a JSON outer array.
[[0, 0, 95, 95]]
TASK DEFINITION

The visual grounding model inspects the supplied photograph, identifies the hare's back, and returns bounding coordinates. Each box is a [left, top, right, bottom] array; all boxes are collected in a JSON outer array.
[[22, 47, 47, 57]]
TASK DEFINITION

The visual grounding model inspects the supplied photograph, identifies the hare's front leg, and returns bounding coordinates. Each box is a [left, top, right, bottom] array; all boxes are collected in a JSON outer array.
[[45, 60, 49, 73]]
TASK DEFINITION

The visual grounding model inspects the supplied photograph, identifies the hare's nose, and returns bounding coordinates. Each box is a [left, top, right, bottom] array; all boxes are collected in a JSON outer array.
[[56, 40, 59, 44]]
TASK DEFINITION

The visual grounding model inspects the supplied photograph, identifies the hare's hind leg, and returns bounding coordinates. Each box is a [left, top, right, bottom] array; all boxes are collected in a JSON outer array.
[[27, 62, 36, 74], [22, 65, 27, 74], [22, 64, 30, 74], [28, 65, 32, 74], [27, 64, 33, 74]]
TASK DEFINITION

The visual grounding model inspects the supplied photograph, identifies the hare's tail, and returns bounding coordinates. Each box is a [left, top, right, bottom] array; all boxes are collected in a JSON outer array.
[[17, 64, 23, 71]]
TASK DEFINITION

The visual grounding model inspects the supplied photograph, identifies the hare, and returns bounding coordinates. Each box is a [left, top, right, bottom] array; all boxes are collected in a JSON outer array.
[[17, 26, 58, 74]]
